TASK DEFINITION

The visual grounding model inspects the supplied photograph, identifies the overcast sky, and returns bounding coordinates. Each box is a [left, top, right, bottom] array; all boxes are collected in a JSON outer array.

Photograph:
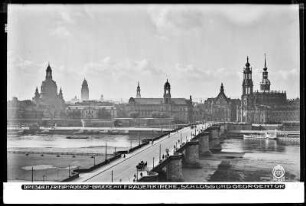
[[7, 4, 300, 102]]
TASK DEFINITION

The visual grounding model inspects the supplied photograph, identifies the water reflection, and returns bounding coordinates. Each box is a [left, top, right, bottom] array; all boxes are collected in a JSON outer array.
[[242, 139, 285, 152]]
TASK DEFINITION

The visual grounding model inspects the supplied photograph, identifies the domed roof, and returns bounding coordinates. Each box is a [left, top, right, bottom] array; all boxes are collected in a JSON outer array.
[[82, 78, 88, 86], [164, 79, 170, 88], [46, 62, 52, 72]]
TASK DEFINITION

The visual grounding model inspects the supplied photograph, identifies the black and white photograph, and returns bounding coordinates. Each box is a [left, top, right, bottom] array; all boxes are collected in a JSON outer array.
[[4, 2, 304, 204]]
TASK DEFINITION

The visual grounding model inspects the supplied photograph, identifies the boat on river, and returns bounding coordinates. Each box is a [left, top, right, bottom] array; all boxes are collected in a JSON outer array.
[[66, 136, 89, 139], [243, 130, 277, 140]]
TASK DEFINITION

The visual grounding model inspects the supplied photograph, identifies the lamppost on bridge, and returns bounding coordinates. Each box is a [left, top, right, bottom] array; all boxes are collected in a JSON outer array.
[[68, 165, 71, 177], [105, 142, 108, 162], [43, 175, 47, 182], [31, 166, 34, 182], [111, 170, 114, 182], [91, 156, 96, 166], [159, 144, 162, 162]]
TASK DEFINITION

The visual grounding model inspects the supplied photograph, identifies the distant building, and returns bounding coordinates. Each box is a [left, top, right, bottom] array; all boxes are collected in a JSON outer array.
[[66, 100, 117, 120], [81, 79, 89, 101], [32, 63, 65, 119], [7, 97, 43, 123], [238, 56, 299, 123], [127, 79, 193, 123], [202, 83, 240, 122]]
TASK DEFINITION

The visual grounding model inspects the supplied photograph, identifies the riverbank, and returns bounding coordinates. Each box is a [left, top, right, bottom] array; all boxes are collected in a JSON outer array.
[[7, 152, 113, 182]]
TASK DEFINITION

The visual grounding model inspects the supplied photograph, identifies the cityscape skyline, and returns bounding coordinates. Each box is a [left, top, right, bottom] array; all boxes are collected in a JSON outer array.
[[7, 4, 300, 101]]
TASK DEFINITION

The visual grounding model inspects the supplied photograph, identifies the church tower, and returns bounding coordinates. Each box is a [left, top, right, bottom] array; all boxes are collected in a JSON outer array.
[[33, 87, 40, 103], [81, 78, 89, 101], [136, 82, 141, 98], [260, 54, 271, 92], [241, 56, 255, 123], [242, 56, 253, 95], [220, 82, 224, 93], [163, 79, 171, 104], [58, 88, 64, 99]]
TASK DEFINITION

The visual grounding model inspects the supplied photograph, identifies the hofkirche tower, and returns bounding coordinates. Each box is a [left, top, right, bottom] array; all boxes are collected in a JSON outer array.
[[241, 56, 255, 122]]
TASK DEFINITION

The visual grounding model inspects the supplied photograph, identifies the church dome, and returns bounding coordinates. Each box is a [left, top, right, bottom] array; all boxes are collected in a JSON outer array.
[[46, 63, 52, 72], [82, 79, 88, 86]]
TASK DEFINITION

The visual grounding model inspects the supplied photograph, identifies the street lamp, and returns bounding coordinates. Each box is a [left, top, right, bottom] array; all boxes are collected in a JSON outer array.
[[68, 165, 71, 177], [111, 170, 114, 182], [91, 156, 96, 166]]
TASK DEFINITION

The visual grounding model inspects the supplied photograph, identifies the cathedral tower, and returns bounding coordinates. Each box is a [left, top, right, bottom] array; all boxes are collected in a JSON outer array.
[[241, 56, 255, 123], [260, 54, 271, 92], [136, 82, 141, 98], [81, 78, 89, 101], [242, 56, 253, 95], [220, 82, 224, 93], [163, 79, 171, 104]]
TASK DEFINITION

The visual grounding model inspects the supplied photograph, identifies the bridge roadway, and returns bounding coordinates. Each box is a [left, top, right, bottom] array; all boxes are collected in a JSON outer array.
[[72, 123, 211, 182]]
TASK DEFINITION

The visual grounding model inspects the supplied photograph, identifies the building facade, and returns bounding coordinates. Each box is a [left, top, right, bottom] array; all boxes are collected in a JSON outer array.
[[239, 56, 300, 123], [201, 83, 240, 122], [66, 101, 117, 120], [126, 80, 193, 123]]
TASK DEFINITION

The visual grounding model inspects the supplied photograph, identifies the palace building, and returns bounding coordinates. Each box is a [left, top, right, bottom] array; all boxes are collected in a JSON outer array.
[[238, 56, 299, 123], [126, 80, 193, 123], [32, 63, 65, 118]]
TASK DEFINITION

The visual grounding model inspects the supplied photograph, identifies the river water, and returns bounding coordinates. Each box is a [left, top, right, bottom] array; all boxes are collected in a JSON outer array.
[[183, 137, 300, 182], [7, 133, 300, 182]]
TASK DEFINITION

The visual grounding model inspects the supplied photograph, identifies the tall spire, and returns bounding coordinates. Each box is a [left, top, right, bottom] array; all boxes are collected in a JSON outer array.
[[245, 56, 250, 67], [264, 53, 267, 68], [220, 83, 224, 93], [136, 81, 141, 98]]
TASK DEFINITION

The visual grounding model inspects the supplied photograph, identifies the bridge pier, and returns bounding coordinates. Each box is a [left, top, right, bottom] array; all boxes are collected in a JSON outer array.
[[209, 127, 222, 153], [199, 132, 212, 156], [219, 125, 225, 137], [183, 141, 201, 168], [166, 154, 184, 182]]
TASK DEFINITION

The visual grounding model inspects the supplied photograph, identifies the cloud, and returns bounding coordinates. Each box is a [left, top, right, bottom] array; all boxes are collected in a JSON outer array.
[[51, 26, 71, 37], [276, 68, 299, 80], [147, 5, 205, 38], [82, 57, 163, 80], [147, 4, 269, 39], [217, 5, 266, 25], [49, 7, 80, 38]]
